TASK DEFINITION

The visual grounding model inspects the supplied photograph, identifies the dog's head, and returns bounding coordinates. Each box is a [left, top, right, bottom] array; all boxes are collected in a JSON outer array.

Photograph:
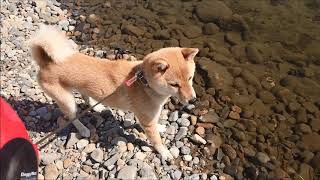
[[143, 47, 199, 104]]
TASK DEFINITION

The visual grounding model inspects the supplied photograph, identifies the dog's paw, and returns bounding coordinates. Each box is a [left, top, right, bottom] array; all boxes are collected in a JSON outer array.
[[93, 104, 107, 113], [157, 124, 166, 133], [78, 127, 91, 138], [157, 146, 173, 161]]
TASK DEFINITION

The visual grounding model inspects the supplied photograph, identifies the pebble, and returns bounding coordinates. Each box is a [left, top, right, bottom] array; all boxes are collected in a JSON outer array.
[[117, 166, 137, 180], [192, 134, 207, 144], [166, 125, 176, 135], [181, 146, 191, 155], [40, 152, 60, 165], [228, 111, 240, 120], [77, 139, 89, 149], [178, 118, 191, 127], [66, 133, 80, 148], [127, 143, 134, 151], [256, 152, 270, 164], [183, 155, 193, 161], [104, 154, 121, 167], [134, 152, 146, 160], [139, 163, 157, 179], [169, 111, 179, 122], [221, 144, 237, 160], [90, 148, 104, 163], [83, 143, 96, 153], [191, 115, 197, 125], [195, 126, 205, 135], [141, 146, 153, 152], [170, 147, 180, 158], [44, 164, 59, 180], [202, 111, 220, 123], [172, 170, 182, 179], [63, 158, 72, 169], [175, 127, 188, 140]]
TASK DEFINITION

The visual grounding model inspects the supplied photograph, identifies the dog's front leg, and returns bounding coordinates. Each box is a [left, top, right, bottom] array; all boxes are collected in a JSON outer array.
[[138, 117, 173, 161]]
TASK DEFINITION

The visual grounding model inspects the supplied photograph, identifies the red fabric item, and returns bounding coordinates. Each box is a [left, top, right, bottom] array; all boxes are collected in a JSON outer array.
[[0, 97, 39, 159]]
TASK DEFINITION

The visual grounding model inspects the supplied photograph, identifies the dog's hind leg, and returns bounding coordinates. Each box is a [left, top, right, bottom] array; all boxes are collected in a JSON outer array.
[[40, 83, 91, 138]]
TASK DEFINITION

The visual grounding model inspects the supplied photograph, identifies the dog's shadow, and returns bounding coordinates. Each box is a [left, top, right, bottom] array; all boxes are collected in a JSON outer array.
[[4, 96, 149, 153]]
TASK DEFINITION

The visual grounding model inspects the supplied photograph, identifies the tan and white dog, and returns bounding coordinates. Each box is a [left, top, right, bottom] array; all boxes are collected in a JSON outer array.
[[30, 25, 198, 160]]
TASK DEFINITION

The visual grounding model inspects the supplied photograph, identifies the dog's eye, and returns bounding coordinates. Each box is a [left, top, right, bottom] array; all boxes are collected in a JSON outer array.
[[169, 82, 180, 88], [188, 76, 192, 81]]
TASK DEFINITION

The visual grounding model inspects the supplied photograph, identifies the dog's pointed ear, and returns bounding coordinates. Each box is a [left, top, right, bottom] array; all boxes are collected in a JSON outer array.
[[181, 48, 199, 61], [151, 59, 169, 75]]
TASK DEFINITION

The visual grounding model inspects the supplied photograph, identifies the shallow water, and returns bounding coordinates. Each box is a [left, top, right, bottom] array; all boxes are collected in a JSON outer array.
[[57, 0, 320, 178]]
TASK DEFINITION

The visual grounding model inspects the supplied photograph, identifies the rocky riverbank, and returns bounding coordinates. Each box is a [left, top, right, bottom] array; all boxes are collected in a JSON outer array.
[[1, 0, 319, 179]]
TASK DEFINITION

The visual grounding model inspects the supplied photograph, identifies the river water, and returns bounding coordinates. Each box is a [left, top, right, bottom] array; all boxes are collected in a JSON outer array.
[[60, 0, 320, 179]]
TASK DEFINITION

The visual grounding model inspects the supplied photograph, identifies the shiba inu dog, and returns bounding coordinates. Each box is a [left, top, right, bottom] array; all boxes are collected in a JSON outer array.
[[30, 25, 198, 160]]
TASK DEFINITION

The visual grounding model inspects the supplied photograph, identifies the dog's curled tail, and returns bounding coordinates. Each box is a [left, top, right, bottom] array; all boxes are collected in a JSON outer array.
[[30, 24, 77, 67]]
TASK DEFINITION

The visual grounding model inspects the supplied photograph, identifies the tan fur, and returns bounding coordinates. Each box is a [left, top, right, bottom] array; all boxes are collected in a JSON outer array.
[[30, 25, 198, 160]]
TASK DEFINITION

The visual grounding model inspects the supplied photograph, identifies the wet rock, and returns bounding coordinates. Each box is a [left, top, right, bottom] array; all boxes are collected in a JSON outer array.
[[241, 70, 261, 89], [256, 152, 270, 164], [296, 108, 308, 123], [223, 119, 237, 128], [202, 110, 220, 123], [228, 111, 240, 120], [242, 106, 254, 118], [117, 166, 137, 180], [195, 0, 233, 24], [288, 102, 301, 112], [302, 101, 318, 114], [299, 163, 314, 180], [225, 32, 242, 45], [246, 44, 263, 64], [244, 166, 259, 179], [299, 124, 312, 133], [122, 24, 144, 37], [197, 59, 234, 89], [258, 90, 276, 104], [203, 23, 220, 35], [153, 29, 170, 40], [183, 25, 202, 38], [302, 133, 320, 151], [221, 144, 237, 160]]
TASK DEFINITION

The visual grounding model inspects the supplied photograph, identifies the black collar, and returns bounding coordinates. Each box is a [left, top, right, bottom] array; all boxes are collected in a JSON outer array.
[[135, 70, 148, 87]]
